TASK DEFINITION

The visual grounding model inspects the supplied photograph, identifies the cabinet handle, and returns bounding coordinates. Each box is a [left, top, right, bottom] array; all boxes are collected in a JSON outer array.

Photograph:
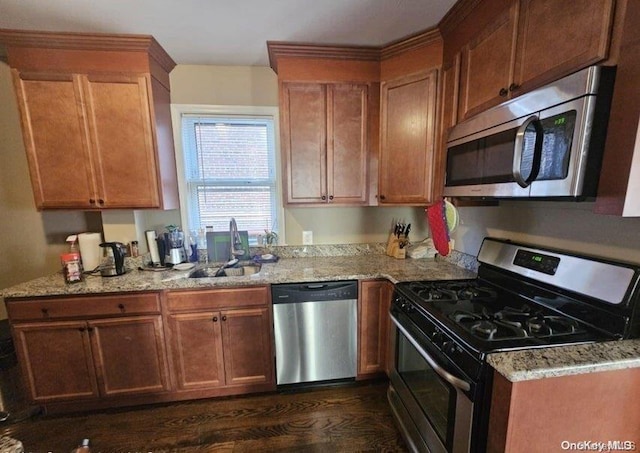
[[329, 195, 334, 201], [118, 303, 125, 312], [222, 315, 227, 322], [509, 83, 520, 92], [87, 327, 94, 332], [41, 308, 49, 317], [78, 327, 86, 332], [98, 199, 105, 205], [321, 195, 327, 200], [89, 199, 96, 204], [499, 88, 508, 97], [380, 195, 386, 200], [212, 316, 218, 322]]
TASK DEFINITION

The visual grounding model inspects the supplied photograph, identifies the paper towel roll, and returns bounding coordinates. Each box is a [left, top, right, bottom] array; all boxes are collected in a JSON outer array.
[[78, 232, 103, 272], [146, 230, 161, 265]]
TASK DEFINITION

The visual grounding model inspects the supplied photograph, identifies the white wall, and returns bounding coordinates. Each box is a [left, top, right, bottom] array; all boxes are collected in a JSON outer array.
[[451, 201, 640, 263]]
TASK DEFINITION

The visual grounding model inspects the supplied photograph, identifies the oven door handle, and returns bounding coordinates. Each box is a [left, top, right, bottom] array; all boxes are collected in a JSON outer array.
[[391, 314, 471, 392]]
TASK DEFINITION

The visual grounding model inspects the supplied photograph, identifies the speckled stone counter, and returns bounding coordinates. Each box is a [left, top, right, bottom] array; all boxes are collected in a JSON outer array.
[[0, 254, 476, 299], [487, 339, 640, 382]]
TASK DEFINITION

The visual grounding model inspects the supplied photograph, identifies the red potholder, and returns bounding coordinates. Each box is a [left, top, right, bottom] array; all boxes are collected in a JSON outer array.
[[426, 200, 450, 256]]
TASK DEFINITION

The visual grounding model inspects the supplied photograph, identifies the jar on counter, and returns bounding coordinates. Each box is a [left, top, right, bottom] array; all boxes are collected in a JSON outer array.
[[61, 252, 83, 284], [129, 241, 139, 257]]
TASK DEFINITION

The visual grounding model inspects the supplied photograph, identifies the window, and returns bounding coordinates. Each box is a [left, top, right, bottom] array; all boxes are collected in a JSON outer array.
[[177, 109, 280, 243]]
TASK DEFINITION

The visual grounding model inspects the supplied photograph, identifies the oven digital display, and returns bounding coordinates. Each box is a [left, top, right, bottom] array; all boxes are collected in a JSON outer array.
[[513, 249, 560, 275]]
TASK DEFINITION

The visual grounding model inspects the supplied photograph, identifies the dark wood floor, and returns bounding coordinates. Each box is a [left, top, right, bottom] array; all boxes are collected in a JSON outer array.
[[1, 381, 408, 452]]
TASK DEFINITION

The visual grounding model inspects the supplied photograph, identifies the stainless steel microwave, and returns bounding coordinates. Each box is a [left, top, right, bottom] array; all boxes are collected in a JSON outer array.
[[443, 66, 615, 199]]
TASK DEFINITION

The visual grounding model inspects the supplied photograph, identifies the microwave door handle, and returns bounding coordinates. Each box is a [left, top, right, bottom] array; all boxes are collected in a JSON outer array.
[[391, 314, 471, 392], [513, 115, 543, 188]]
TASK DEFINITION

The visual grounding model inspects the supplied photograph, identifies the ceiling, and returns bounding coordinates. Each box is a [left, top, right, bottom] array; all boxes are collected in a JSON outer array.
[[0, 0, 456, 66]]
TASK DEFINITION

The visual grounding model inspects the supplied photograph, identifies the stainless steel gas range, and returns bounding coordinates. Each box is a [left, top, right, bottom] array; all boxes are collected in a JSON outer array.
[[388, 238, 640, 453]]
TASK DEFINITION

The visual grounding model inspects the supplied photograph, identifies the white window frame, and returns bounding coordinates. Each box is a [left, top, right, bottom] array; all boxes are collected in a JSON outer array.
[[170, 104, 285, 243]]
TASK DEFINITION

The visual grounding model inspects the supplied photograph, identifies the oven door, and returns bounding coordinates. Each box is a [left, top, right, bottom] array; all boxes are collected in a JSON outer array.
[[389, 313, 474, 453]]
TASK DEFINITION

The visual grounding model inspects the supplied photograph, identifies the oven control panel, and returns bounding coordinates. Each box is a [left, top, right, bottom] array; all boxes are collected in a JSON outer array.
[[513, 249, 560, 275]]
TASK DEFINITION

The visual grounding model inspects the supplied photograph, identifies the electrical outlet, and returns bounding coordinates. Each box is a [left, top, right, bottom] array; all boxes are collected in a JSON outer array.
[[302, 231, 313, 245]]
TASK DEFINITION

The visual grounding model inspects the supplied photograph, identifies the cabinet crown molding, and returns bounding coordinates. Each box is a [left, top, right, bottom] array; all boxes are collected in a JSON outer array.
[[380, 27, 441, 60], [438, 0, 484, 37], [0, 28, 176, 73], [268, 26, 441, 73], [267, 41, 380, 73]]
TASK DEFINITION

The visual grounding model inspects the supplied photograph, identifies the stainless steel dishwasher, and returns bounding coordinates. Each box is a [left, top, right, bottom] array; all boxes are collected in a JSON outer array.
[[272, 281, 358, 385]]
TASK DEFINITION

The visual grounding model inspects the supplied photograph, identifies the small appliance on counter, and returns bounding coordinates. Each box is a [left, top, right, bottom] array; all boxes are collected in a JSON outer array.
[[99, 242, 127, 277], [165, 228, 186, 265], [77, 232, 102, 272]]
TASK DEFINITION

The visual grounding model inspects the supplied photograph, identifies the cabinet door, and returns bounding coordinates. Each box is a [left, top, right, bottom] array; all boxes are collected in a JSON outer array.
[[220, 307, 274, 387], [89, 315, 170, 397], [12, 72, 96, 209], [281, 83, 327, 204], [167, 312, 226, 390], [458, 4, 518, 121], [12, 321, 99, 403], [513, 0, 615, 94], [327, 84, 368, 204], [83, 74, 161, 208], [358, 280, 393, 378], [379, 69, 438, 205], [435, 54, 461, 198]]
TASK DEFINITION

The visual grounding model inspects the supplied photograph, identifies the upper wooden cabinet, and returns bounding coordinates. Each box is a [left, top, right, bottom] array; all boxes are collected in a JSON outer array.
[[280, 82, 369, 205], [458, 4, 518, 121], [270, 32, 443, 207], [379, 69, 439, 205], [458, 0, 615, 121], [0, 29, 179, 210]]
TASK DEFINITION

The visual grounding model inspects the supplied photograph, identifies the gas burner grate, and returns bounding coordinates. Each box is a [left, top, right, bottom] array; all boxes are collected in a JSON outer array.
[[449, 305, 584, 341], [405, 281, 498, 304]]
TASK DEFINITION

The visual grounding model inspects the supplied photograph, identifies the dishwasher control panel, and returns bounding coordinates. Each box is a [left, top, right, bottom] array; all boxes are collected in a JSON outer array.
[[271, 281, 358, 303]]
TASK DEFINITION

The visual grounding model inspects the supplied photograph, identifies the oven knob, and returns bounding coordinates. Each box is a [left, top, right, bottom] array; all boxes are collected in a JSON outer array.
[[442, 341, 458, 355], [430, 329, 443, 343]]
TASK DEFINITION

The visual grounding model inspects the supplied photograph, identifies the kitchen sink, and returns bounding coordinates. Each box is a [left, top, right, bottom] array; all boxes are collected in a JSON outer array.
[[188, 262, 261, 278]]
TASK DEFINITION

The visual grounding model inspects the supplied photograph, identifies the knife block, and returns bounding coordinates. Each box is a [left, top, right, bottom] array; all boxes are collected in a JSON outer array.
[[386, 233, 407, 259]]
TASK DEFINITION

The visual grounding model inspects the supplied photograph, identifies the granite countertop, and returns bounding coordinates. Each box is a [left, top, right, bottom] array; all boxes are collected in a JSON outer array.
[[488, 339, 640, 382], [6, 245, 639, 382], [0, 253, 476, 299]]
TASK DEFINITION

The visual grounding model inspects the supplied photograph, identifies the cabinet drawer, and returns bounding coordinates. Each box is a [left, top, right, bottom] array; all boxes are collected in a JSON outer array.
[[7, 293, 161, 321], [167, 286, 270, 312]]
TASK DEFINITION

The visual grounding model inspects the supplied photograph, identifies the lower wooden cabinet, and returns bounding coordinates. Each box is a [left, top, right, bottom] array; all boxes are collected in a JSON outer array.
[[166, 286, 275, 395], [488, 368, 640, 452], [8, 294, 170, 404], [357, 280, 393, 378]]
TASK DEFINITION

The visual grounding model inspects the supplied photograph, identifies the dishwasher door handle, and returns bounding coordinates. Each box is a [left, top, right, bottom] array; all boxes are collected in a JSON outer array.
[[304, 284, 327, 289]]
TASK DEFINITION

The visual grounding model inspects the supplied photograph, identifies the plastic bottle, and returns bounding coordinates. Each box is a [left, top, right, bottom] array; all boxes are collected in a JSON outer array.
[[197, 228, 208, 264], [62, 234, 83, 283], [188, 232, 198, 263], [70, 439, 91, 453]]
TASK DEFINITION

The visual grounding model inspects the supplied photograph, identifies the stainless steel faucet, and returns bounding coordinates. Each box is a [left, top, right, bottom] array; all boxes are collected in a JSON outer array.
[[229, 218, 245, 259]]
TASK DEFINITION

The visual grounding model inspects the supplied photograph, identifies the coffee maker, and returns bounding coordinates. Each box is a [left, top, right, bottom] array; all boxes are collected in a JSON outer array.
[[165, 229, 186, 265]]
